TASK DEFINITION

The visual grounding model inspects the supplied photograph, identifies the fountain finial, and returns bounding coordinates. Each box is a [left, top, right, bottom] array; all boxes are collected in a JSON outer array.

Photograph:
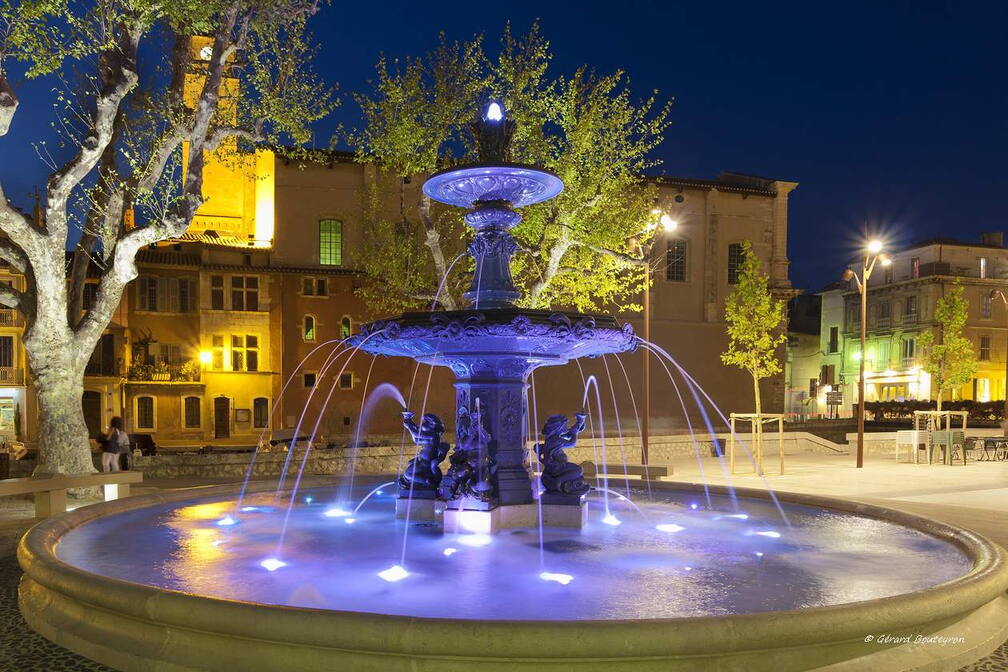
[[471, 100, 516, 165]]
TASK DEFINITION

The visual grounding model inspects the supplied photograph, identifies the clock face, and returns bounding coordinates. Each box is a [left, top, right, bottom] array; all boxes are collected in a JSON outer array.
[[199, 45, 213, 61]]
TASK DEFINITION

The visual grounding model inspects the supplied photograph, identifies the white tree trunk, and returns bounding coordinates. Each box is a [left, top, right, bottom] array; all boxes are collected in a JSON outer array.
[[27, 342, 94, 476]]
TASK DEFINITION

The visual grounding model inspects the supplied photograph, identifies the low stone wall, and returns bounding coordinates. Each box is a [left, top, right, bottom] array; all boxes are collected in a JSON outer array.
[[132, 445, 403, 480], [847, 429, 1005, 457]]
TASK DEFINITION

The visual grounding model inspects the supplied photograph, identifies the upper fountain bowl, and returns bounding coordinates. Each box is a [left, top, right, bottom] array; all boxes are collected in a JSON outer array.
[[422, 164, 564, 209]]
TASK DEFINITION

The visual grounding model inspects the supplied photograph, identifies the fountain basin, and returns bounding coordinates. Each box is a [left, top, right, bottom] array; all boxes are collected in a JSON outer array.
[[18, 479, 1008, 671]]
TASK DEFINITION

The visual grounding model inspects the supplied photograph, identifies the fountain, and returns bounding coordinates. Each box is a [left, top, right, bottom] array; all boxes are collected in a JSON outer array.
[[350, 100, 634, 530], [15, 102, 1008, 672]]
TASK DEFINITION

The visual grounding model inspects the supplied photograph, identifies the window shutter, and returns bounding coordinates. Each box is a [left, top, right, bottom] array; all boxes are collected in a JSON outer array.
[[168, 278, 180, 313], [138, 278, 148, 311]]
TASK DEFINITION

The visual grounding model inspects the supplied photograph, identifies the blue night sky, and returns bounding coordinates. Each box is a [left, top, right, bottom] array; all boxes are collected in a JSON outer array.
[[1, 0, 1005, 291]]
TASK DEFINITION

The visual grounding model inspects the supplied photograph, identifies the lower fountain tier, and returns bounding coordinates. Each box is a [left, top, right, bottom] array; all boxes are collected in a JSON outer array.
[[351, 308, 637, 373]]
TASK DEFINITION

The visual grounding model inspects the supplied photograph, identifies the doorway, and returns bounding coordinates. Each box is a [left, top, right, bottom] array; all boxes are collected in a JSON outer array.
[[214, 396, 231, 439]]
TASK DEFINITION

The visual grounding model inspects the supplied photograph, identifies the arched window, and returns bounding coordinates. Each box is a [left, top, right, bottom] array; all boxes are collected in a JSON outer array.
[[183, 396, 201, 429], [136, 396, 155, 430], [727, 242, 746, 285], [253, 398, 269, 428], [303, 315, 316, 341], [340, 316, 351, 339]]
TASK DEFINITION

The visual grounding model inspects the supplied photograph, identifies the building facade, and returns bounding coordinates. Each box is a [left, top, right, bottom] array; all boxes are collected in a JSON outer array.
[[794, 235, 1008, 418]]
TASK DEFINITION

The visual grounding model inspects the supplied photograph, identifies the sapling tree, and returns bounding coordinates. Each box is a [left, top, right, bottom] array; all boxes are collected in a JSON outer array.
[[721, 240, 786, 461], [919, 281, 977, 411], [0, 0, 333, 475], [351, 23, 670, 314]]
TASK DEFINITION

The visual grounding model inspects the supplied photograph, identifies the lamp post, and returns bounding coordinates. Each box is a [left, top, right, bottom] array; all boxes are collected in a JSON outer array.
[[990, 290, 1008, 423], [842, 240, 891, 469], [641, 211, 678, 465]]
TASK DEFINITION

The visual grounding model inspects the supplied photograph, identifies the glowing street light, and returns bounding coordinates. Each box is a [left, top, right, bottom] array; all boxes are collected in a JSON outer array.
[[659, 214, 678, 232], [485, 101, 503, 121], [199, 350, 213, 366], [842, 238, 892, 468]]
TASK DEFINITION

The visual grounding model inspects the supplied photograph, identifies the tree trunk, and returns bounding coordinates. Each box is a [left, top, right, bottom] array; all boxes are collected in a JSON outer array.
[[26, 336, 95, 477], [936, 390, 943, 413], [752, 373, 763, 476]]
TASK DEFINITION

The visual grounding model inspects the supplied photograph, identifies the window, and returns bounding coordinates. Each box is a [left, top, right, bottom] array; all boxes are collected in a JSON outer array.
[[338, 372, 353, 390], [183, 396, 201, 429], [303, 372, 316, 388], [316, 278, 327, 296], [904, 295, 918, 321], [304, 315, 316, 341], [138, 276, 159, 311], [231, 335, 259, 372], [178, 278, 195, 313], [303, 277, 315, 296], [980, 257, 989, 279], [884, 265, 894, 284], [902, 337, 916, 361], [253, 398, 269, 428], [82, 282, 99, 311], [819, 364, 835, 385], [136, 396, 155, 430], [210, 276, 224, 310], [666, 240, 687, 282], [809, 378, 819, 398], [910, 257, 920, 279], [878, 301, 891, 325], [340, 316, 352, 339], [982, 293, 992, 318], [319, 219, 342, 266], [727, 243, 745, 285], [827, 326, 839, 354], [212, 335, 224, 370], [980, 335, 991, 361], [976, 378, 992, 402], [878, 338, 891, 367], [231, 276, 259, 311]]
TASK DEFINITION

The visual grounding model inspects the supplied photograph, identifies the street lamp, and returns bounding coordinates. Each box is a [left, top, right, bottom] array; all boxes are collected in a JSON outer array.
[[842, 240, 891, 468], [641, 210, 678, 465], [990, 290, 1008, 423]]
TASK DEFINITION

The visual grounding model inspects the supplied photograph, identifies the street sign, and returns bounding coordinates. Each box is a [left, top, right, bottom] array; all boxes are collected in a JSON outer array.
[[826, 391, 843, 406]]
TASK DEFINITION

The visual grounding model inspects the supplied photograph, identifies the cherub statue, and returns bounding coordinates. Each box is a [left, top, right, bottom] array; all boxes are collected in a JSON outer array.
[[399, 412, 449, 491], [439, 401, 496, 501], [536, 413, 589, 497]]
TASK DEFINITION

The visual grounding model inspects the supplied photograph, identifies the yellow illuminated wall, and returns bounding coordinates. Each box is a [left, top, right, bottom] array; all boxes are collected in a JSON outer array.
[[181, 36, 274, 248]]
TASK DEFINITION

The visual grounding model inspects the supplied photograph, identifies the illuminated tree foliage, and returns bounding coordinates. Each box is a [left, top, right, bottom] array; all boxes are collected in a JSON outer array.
[[919, 281, 977, 411], [721, 240, 786, 454], [0, 0, 333, 475], [352, 23, 671, 313]]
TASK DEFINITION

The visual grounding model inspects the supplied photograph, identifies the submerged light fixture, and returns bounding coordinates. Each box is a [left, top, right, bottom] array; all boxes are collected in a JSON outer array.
[[324, 507, 351, 518], [601, 513, 621, 526], [539, 572, 573, 585], [378, 565, 410, 582], [216, 516, 237, 527], [656, 523, 685, 533], [260, 558, 287, 572]]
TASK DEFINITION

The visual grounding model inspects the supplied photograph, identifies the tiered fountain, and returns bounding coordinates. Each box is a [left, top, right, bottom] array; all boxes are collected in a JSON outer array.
[[351, 101, 635, 531]]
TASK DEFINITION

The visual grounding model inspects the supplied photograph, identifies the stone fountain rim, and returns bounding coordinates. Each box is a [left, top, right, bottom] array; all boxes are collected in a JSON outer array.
[[18, 477, 1008, 669], [424, 161, 562, 185]]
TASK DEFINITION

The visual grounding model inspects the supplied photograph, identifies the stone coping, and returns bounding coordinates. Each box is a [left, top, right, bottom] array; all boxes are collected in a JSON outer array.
[[16, 478, 1008, 671]]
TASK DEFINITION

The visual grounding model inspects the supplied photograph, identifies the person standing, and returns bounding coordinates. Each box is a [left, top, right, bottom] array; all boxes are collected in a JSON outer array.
[[101, 417, 128, 473]]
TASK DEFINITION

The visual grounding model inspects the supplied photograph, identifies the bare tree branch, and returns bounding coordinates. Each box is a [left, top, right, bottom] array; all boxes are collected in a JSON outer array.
[[0, 282, 23, 309]]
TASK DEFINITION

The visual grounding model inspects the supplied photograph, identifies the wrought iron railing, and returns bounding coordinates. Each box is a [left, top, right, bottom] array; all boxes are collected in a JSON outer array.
[[0, 367, 25, 384], [0, 309, 24, 327], [127, 360, 202, 383]]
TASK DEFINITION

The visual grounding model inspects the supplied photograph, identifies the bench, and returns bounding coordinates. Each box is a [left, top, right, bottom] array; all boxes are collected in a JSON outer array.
[[0, 471, 143, 517], [580, 462, 670, 480]]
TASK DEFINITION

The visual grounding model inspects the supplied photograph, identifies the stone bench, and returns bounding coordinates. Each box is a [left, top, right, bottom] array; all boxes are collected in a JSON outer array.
[[580, 462, 670, 480], [0, 471, 143, 517]]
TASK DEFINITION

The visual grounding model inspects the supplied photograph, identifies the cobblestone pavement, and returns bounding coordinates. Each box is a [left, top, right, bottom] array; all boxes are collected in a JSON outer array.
[[0, 494, 1004, 671]]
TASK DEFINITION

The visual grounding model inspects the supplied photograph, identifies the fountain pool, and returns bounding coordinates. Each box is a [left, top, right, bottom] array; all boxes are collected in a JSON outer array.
[[53, 482, 971, 620]]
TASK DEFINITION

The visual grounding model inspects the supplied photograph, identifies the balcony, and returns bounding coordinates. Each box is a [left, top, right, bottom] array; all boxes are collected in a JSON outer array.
[[875, 316, 891, 329], [127, 360, 202, 383], [902, 312, 918, 325], [0, 367, 24, 385], [0, 309, 24, 328]]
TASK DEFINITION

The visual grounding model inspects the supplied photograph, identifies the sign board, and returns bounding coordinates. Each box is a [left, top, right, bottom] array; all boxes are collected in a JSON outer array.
[[826, 391, 843, 406]]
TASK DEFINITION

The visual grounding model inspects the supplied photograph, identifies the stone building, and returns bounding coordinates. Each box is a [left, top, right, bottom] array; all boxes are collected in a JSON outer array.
[[803, 234, 1008, 417]]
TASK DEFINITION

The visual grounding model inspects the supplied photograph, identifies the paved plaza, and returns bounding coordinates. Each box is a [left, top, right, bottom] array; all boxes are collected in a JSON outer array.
[[1, 454, 1006, 670]]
